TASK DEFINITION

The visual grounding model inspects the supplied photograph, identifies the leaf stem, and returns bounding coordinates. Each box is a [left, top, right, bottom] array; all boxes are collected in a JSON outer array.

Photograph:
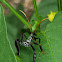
[[57, 0, 61, 11], [1, 0, 30, 28], [33, 0, 39, 21]]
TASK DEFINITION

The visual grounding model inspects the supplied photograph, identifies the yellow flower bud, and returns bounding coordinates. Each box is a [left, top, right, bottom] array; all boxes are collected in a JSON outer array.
[[48, 11, 57, 22]]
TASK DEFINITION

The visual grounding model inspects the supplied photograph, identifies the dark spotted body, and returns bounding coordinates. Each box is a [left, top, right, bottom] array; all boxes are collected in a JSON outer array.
[[20, 33, 33, 47], [15, 33, 45, 62], [15, 10, 46, 62]]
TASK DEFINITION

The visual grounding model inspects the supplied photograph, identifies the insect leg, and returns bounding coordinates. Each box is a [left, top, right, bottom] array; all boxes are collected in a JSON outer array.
[[33, 37, 41, 45], [33, 37, 46, 54], [31, 45, 36, 62], [23, 33, 27, 39], [15, 34, 24, 56], [32, 42, 42, 45], [15, 39, 20, 56]]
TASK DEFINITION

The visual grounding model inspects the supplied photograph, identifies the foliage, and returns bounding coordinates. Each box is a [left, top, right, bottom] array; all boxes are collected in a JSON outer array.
[[0, 5, 17, 62], [0, 0, 62, 62]]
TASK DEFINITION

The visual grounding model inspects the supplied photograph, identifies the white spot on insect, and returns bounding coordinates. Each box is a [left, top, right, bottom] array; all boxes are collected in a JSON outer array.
[[34, 55, 36, 57], [26, 33, 33, 43]]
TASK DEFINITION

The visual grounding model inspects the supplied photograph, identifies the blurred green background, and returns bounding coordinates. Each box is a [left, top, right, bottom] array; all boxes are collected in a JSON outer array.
[[3, 0, 58, 53], [0, 0, 58, 62]]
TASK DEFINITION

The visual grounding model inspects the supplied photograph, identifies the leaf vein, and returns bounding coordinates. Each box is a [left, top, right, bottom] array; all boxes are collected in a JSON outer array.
[[42, 32, 55, 62]]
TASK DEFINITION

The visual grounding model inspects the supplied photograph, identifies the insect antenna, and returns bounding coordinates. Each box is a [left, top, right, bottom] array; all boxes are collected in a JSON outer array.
[[33, 18, 48, 34], [19, 10, 32, 33]]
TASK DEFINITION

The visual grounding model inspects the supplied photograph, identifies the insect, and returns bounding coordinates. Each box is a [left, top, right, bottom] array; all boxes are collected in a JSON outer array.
[[15, 10, 48, 62]]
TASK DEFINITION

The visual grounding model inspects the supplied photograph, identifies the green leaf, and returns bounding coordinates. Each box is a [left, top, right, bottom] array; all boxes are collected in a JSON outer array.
[[19, 12, 62, 62], [43, 11, 62, 62], [19, 32, 54, 62], [31, 0, 57, 31], [32, 0, 58, 19], [1, 0, 30, 28], [15, 55, 21, 62], [0, 5, 17, 62], [5, 12, 25, 53]]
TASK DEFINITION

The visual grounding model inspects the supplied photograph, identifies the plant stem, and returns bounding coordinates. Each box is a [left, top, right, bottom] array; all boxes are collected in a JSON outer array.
[[33, 0, 39, 21], [32, 21, 38, 32], [1, 0, 30, 28], [57, 0, 61, 11]]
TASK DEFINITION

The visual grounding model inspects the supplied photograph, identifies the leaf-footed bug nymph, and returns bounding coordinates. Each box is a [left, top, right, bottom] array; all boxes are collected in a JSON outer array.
[[15, 10, 48, 62]]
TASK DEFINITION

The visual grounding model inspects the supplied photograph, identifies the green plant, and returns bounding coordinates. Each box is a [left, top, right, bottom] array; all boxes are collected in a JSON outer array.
[[0, 0, 62, 62]]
